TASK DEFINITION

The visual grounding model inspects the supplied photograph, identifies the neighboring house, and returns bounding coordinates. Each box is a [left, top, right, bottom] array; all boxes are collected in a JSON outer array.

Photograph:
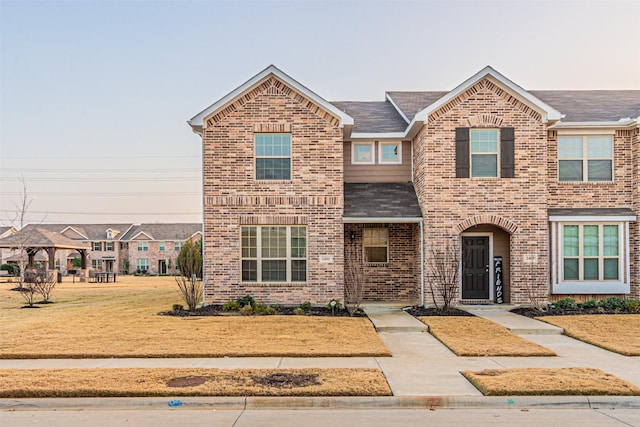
[[189, 65, 639, 306], [1, 223, 202, 275], [0, 226, 17, 265]]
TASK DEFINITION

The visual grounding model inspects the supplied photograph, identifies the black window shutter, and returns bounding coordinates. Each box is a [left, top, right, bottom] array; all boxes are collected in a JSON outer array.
[[500, 127, 515, 178], [455, 127, 470, 178]]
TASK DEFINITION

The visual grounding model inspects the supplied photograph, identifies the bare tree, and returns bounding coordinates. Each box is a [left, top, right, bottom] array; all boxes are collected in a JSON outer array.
[[34, 270, 57, 303], [11, 178, 33, 290], [523, 277, 549, 312], [344, 243, 365, 315], [426, 240, 461, 312], [19, 275, 38, 307], [175, 239, 203, 312]]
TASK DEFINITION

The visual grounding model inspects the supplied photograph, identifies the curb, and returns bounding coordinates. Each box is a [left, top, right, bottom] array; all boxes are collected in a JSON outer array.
[[3, 396, 640, 411]]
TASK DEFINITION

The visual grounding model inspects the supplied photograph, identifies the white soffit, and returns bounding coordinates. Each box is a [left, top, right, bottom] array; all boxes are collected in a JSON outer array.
[[188, 65, 353, 131]]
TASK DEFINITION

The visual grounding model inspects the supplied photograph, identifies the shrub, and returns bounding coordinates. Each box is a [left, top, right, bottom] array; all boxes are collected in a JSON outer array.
[[254, 302, 276, 315], [298, 301, 312, 312], [236, 295, 256, 309], [624, 299, 640, 313], [240, 305, 253, 316], [295, 307, 305, 315], [580, 299, 598, 309], [554, 297, 577, 310], [1, 264, 17, 276], [327, 299, 343, 315], [598, 296, 626, 311], [222, 300, 240, 312], [175, 239, 203, 312], [172, 304, 184, 311]]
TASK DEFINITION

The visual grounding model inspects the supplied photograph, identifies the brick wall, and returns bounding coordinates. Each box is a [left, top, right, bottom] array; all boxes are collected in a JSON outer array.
[[633, 128, 640, 298], [201, 78, 345, 305], [413, 78, 549, 305], [344, 223, 420, 303]]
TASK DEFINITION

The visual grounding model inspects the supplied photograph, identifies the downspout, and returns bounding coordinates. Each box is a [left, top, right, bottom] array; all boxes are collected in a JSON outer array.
[[420, 218, 425, 307], [197, 127, 206, 308]]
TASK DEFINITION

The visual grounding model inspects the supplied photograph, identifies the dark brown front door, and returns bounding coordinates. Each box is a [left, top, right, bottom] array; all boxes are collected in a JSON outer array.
[[462, 236, 490, 299]]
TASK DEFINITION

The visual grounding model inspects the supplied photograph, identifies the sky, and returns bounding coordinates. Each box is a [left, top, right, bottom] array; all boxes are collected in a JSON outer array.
[[1, 0, 639, 226]]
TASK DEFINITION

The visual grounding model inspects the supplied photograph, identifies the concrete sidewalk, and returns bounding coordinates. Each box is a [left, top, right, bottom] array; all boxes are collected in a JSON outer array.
[[1, 306, 639, 410]]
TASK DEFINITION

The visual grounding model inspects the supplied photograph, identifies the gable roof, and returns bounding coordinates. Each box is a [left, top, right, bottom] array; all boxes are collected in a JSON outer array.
[[0, 227, 90, 250], [188, 65, 353, 135], [531, 90, 640, 122], [120, 223, 202, 241]]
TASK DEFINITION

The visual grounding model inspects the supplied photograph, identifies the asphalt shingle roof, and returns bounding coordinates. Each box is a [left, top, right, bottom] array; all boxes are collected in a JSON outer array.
[[548, 208, 636, 217], [384, 91, 449, 123], [331, 101, 408, 133], [344, 183, 422, 218], [120, 223, 202, 241], [531, 90, 640, 122]]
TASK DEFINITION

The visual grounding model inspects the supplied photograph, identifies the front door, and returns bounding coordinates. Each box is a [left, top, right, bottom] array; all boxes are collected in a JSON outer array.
[[462, 236, 490, 299], [159, 260, 167, 275]]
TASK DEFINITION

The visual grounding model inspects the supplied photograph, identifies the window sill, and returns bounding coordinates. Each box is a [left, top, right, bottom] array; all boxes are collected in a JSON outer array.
[[240, 282, 307, 287], [557, 181, 615, 185], [254, 180, 292, 184], [553, 281, 629, 294]]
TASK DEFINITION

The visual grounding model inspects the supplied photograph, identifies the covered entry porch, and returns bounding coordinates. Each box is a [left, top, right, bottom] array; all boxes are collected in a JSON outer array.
[[343, 183, 424, 305]]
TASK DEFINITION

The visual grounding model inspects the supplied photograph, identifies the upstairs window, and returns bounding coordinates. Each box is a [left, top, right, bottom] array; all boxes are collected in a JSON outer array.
[[470, 129, 499, 177], [456, 127, 514, 178], [159, 242, 165, 251], [175, 241, 183, 251], [105, 242, 114, 251], [378, 142, 401, 164], [255, 133, 291, 180], [92, 242, 102, 251], [351, 142, 375, 165], [558, 135, 613, 182], [137, 242, 149, 252]]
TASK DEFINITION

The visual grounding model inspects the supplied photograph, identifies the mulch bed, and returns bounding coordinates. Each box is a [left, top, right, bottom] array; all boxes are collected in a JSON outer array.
[[511, 307, 636, 318], [160, 305, 366, 318], [405, 306, 475, 317]]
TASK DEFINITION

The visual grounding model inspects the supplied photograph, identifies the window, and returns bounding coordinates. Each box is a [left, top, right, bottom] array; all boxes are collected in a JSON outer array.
[[558, 135, 613, 182], [137, 242, 148, 252], [363, 228, 389, 263], [241, 226, 306, 282], [159, 242, 165, 251], [137, 259, 149, 272], [92, 259, 103, 270], [92, 242, 102, 251], [470, 129, 499, 177], [105, 242, 114, 251], [351, 142, 375, 164], [174, 241, 182, 251], [562, 224, 620, 281], [255, 133, 291, 180], [378, 142, 401, 164]]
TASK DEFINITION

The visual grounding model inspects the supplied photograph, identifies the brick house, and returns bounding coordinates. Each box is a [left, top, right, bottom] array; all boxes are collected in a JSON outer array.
[[189, 65, 639, 306], [3, 223, 202, 276]]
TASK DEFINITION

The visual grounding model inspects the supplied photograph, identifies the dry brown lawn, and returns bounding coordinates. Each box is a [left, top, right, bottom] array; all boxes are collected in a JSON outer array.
[[419, 316, 555, 357], [0, 368, 391, 397], [462, 368, 640, 396], [0, 276, 390, 358], [538, 315, 640, 356]]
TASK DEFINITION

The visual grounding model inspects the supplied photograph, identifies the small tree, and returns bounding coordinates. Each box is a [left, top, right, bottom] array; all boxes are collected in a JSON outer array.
[[19, 273, 38, 307], [175, 239, 203, 312], [344, 242, 366, 315], [426, 240, 461, 312], [34, 270, 57, 303]]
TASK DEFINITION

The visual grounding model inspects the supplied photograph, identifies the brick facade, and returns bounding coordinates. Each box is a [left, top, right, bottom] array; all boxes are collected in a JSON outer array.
[[193, 66, 639, 306], [201, 80, 345, 305]]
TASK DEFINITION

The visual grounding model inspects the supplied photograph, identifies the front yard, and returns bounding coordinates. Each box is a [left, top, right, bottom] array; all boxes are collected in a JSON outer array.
[[0, 276, 390, 358]]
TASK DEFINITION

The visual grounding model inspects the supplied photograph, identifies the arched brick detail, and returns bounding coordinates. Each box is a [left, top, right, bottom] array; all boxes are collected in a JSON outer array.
[[467, 114, 503, 128], [454, 215, 518, 234]]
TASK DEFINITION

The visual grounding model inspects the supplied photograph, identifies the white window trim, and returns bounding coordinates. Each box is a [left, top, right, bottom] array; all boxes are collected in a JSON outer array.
[[550, 220, 630, 294], [378, 141, 402, 165], [254, 133, 292, 181], [470, 128, 500, 178], [241, 226, 307, 283], [363, 228, 389, 264], [351, 141, 375, 165], [557, 135, 614, 183]]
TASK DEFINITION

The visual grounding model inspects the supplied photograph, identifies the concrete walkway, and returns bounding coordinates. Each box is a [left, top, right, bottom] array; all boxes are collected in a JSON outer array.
[[1, 306, 640, 410]]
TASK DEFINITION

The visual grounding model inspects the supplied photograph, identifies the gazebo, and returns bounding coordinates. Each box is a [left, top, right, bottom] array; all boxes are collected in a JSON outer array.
[[0, 227, 90, 278]]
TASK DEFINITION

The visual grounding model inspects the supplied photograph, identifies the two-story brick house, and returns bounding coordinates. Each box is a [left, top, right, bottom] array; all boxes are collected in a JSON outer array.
[[189, 65, 639, 306]]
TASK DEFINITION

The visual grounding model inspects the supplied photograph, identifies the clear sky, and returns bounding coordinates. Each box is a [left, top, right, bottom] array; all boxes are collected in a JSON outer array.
[[1, 0, 638, 226]]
